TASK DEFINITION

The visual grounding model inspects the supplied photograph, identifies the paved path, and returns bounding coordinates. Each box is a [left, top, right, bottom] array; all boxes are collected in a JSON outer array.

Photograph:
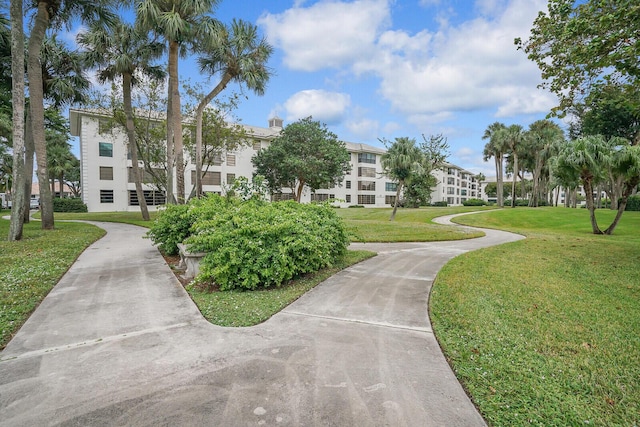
[[0, 215, 523, 426]]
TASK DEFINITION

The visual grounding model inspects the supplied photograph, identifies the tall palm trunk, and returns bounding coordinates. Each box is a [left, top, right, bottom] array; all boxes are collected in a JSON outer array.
[[495, 155, 504, 207], [22, 109, 34, 223], [165, 41, 176, 204], [583, 177, 603, 234], [123, 73, 150, 220], [168, 40, 185, 203], [27, 1, 54, 229], [8, 0, 26, 241], [511, 153, 518, 208], [195, 72, 233, 197]]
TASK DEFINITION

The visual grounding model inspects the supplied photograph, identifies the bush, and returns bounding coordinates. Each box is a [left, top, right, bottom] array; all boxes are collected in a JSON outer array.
[[185, 197, 349, 291], [515, 199, 530, 206], [432, 201, 448, 207], [626, 195, 640, 211], [462, 198, 487, 206], [348, 204, 365, 208], [53, 198, 87, 213]]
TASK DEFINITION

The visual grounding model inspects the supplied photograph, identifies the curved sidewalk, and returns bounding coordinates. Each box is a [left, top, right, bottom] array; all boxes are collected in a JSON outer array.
[[0, 215, 523, 426]]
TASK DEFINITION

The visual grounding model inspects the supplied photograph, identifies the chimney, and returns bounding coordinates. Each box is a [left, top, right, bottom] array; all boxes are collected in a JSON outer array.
[[269, 116, 283, 130]]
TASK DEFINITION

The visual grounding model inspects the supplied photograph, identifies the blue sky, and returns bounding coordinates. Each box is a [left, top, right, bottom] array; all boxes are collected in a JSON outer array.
[[71, 0, 559, 177]]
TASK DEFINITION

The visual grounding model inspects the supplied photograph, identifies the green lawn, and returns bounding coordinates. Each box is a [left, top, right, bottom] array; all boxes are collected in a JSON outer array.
[[431, 207, 640, 426], [0, 214, 105, 349]]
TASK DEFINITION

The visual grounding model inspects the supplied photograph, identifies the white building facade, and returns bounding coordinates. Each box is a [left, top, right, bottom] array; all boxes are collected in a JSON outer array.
[[70, 109, 415, 212], [431, 163, 483, 205]]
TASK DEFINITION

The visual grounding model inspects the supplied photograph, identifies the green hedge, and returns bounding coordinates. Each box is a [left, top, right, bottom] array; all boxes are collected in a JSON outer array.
[[148, 195, 350, 291], [626, 195, 640, 211], [432, 201, 448, 207], [462, 198, 487, 206], [53, 198, 88, 213]]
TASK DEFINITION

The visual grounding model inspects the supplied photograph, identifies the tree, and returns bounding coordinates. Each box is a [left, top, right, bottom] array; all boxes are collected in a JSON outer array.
[[497, 124, 525, 208], [8, 0, 26, 240], [553, 135, 640, 235], [402, 134, 450, 208], [380, 137, 423, 220], [525, 120, 564, 207], [136, 0, 221, 204], [516, 0, 640, 140], [25, 0, 115, 229], [252, 117, 350, 202], [482, 122, 507, 207], [78, 19, 165, 221], [193, 19, 272, 198]]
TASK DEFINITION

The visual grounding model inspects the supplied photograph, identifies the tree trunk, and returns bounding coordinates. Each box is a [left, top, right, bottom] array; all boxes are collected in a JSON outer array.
[[123, 73, 150, 221], [389, 181, 403, 221], [583, 177, 603, 234], [195, 72, 234, 198], [604, 178, 639, 235], [295, 179, 305, 202], [27, 1, 54, 230], [511, 153, 518, 208], [165, 40, 176, 204], [22, 108, 34, 223], [8, 0, 26, 241], [495, 155, 504, 207], [168, 40, 185, 204]]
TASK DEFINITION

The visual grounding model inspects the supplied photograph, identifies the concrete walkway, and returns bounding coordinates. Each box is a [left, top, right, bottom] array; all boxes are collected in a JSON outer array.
[[0, 215, 523, 426]]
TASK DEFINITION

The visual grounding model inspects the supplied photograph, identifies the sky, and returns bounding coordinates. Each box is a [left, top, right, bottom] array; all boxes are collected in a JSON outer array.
[[68, 0, 559, 178]]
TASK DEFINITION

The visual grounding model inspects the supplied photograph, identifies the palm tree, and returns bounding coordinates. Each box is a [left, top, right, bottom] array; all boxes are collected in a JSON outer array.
[[527, 120, 564, 207], [136, 0, 221, 204], [8, 0, 26, 240], [497, 124, 525, 208], [482, 122, 506, 207], [26, 0, 116, 229], [78, 20, 165, 221], [381, 137, 423, 221], [193, 19, 272, 197]]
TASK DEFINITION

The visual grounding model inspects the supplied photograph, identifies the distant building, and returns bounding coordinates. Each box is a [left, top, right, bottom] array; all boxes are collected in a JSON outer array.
[[69, 108, 475, 212]]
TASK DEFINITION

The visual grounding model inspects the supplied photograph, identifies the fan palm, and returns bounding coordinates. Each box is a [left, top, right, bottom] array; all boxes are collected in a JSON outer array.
[[192, 19, 272, 197], [78, 20, 165, 221], [482, 122, 506, 207], [381, 137, 423, 221]]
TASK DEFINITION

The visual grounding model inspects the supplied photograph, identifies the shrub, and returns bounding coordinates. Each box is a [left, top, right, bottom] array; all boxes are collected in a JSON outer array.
[[186, 198, 349, 291], [348, 204, 365, 208], [515, 199, 530, 206], [626, 195, 640, 211], [432, 201, 448, 207], [462, 198, 487, 206], [53, 197, 88, 213]]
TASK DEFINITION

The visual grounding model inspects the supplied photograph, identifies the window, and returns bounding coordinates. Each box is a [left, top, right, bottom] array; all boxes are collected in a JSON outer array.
[[271, 193, 295, 202], [358, 181, 375, 191], [447, 187, 455, 195], [358, 167, 376, 177], [100, 190, 114, 203], [99, 166, 113, 180], [385, 182, 397, 192], [385, 195, 396, 205], [99, 142, 113, 157], [210, 154, 222, 166], [311, 193, 335, 202], [461, 189, 467, 196], [226, 173, 236, 184], [129, 190, 166, 206], [357, 152, 376, 164], [358, 194, 375, 205], [346, 180, 351, 189], [128, 167, 161, 184], [346, 194, 351, 203], [447, 177, 455, 185], [191, 171, 221, 185], [447, 197, 455, 204], [253, 141, 262, 150], [226, 154, 236, 166]]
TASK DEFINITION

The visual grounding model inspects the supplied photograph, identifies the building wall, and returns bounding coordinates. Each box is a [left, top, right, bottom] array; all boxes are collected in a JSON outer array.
[[431, 164, 481, 206], [70, 109, 472, 211]]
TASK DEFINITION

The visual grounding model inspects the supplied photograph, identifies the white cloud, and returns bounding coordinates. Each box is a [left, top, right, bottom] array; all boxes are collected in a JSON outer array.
[[258, 0, 390, 71], [345, 117, 380, 141], [283, 89, 351, 123]]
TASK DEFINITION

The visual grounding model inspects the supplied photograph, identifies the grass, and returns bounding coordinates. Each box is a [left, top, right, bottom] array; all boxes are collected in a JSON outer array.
[[37, 210, 158, 228], [0, 213, 105, 349], [430, 207, 640, 426], [336, 206, 494, 241]]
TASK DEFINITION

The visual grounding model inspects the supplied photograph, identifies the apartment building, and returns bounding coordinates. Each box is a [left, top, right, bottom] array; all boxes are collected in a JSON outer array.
[[431, 163, 482, 205], [69, 109, 407, 212]]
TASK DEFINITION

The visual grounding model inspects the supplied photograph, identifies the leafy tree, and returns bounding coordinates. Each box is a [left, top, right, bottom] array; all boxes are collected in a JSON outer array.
[[78, 19, 165, 221], [193, 19, 272, 198], [380, 137, 423, 220], [136, 0, 221, 203], [482, 122, 507, 207], [402, 134, 449, 208], [25, 0, 115, 229], [516, 0, 640, 138], [483, 182, 510, 200], [252, 117, 350, 202], [524, 120, 564, 207]]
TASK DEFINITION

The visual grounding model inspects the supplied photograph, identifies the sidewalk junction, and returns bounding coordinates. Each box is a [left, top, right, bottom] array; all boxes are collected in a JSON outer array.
[[0, 214, 523, 426]]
